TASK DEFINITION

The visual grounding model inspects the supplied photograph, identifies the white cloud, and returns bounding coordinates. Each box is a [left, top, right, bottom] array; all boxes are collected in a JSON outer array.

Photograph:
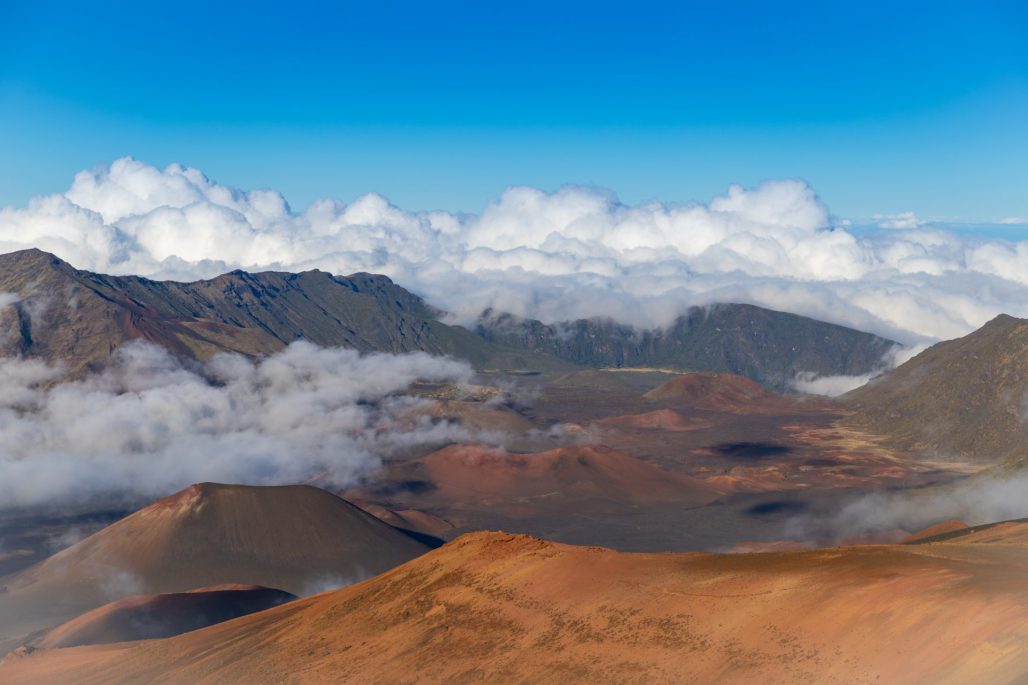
[[789, 471, 1028, 540], [1000, 217, 1027, 225], [791, 372, 873, 397], [790, 343, 929, 396], [0, 340, 473, 509], [873, 211, 925, 230], [2, 158, 1028, 343]]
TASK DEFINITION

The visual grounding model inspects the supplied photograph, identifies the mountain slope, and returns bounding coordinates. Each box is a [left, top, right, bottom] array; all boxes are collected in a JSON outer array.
[[35, 585, 296, 649], [0, 248, 570, 373], [642, 371, 789, 412], [844, 314, 1028, 464], [476, 303, 898, 391], [6, 527, 1028, 684], [399, 443, 720, 514], [0, 249, 897, 386], [0, 483, 429, 651]]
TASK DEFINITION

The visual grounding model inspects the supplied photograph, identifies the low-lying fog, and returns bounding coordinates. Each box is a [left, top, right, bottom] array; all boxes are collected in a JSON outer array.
[[0, 341, 473, 510]]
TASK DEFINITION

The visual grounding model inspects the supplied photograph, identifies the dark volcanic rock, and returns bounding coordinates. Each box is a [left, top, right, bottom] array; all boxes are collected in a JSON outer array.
[[0, 248, 896, 388], [845, 313, 1028, 465], [476, 303, 898, 391], [0, 249, 569, 374]]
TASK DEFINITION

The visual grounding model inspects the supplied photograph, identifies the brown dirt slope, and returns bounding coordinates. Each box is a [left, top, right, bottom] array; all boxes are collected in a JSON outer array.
[[904, 520, 969, 543], [392, 444, 720, 514], [5, 526, 1028, 684], [596, 409, 711, 432], [35, 585, 296, 649], [844, 314, 1028, 464], [0, 484, 428, 652], [905, 518, 1028, 545], [643, 371, 787, 413], [0, 248, 572, 373]]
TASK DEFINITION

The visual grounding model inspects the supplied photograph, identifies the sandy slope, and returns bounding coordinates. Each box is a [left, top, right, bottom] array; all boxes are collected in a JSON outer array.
[[400, 443, 721, 515], [6, 524, 1028, 684], [0, 483, 428, 652], [595, 409, 712, 432], [904, 520, 969, 543], [643, 372, 789, 413], [35, 585, 296, 649]]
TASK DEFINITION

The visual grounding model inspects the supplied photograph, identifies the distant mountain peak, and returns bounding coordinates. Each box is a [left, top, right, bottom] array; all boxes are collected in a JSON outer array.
[[0, 248, 569, 374], [0, 247, 74, 272], [845, 312, 1028, 464], [981, 312, 1022, 329]]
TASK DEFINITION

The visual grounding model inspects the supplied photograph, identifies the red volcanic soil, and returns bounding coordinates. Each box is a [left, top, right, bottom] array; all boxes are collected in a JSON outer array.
[[595, 409, 711, 432], [420, 399, 538, 433], [643, 372, 787, 413], [728, 539, 817, 553], [0, 484, 429, 653], [906, 519, 1028, 546], [350, 500, 455, 539], [7, 525, 1028, 684], [905, 520, 969, 543], [412, 444, 720, 511], [834, 529, 910, 546], [17, 483, 428, 595], [36, 585, 296, 649], [728, 530, 908, 554], [702, 470, 797, 493]]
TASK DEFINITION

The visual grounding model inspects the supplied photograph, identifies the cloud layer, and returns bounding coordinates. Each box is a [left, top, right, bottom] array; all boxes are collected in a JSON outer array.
[[786, 472, 1028, 541], [3, 157, 1028, 343], [0, 341, 472, 509], [790, 343, 929, 397]]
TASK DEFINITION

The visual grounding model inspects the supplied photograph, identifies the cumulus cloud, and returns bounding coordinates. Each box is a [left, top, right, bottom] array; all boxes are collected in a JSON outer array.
[[3, 158, 1028, 343], [873, 211, 925, 230], [0, 341, 473, 509]]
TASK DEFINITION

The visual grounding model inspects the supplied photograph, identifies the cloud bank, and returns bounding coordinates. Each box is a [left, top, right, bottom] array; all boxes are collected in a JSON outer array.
[[3, 157, 1028, 343], [0, 341, 473, 509], [790, 343, 929, 396], [786, 472, 1028, 541]]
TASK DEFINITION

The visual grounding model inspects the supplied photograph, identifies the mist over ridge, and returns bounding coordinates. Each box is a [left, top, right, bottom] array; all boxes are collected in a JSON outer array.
[[0, 340, 473, 509]]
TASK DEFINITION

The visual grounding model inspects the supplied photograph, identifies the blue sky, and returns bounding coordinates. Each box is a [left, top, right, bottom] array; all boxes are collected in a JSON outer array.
[[1, 0, 1026, 223]]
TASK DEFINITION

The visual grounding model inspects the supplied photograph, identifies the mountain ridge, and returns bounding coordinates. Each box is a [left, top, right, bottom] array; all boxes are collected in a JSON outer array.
[[843, 313, 1028, 464], [476, 303, 898, 391], [0, 248, 897, 388], [0, 248, 570, 374]]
